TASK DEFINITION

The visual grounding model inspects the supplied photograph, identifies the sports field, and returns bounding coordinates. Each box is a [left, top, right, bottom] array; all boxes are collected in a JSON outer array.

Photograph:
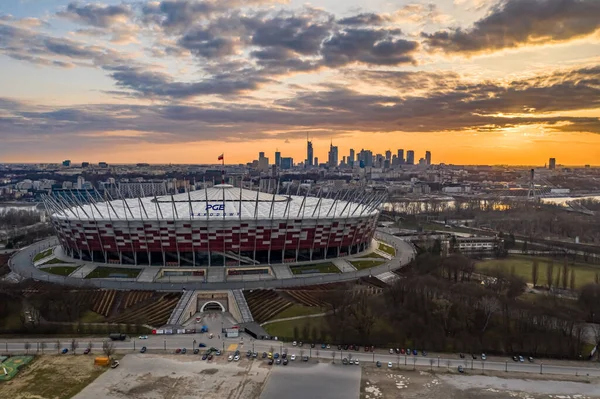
[[0, 356, 33, 381]]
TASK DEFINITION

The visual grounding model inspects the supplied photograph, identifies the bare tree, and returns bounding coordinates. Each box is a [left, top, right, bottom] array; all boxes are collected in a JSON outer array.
[[570, 269, 576, 291], [102, 340, 116, 359], [561, 262, 569, 290], [531, 260, 539, 287], [595, 272, 599, 285], [40, 342, 47, 354], [71, 339, 78, 355], [24, 342, 31, 355], [477, 296, 501, 333], [55, 339, 61, 354], [429, 358, 435, 371], [331, 351, 336, 363], [546, 261, 554, 288]]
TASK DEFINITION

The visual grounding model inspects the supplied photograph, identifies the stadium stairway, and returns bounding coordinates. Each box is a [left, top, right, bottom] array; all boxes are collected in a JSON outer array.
[[232, 289, 254, 323], [167, 289, 195, 325]]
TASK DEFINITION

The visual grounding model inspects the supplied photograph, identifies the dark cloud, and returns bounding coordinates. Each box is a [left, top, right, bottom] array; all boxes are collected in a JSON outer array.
[[321, 28, 418, 66], [178, 28, 236, 58], [338, 13, 389, 26], [58, 2, 132, 28], [423, 0, 600, 54]]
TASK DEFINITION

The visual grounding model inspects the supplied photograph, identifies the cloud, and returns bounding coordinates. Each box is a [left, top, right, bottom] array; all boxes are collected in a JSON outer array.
[[178, 28, 237, 58], [337, 13, 389, 26], [58, 2, 132, 28], [321, 28, 419, 66], [423, 0, 600, 54]]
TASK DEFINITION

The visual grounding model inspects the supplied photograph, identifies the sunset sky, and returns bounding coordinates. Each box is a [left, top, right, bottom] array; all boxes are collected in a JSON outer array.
[[1, 0, 599, 165]]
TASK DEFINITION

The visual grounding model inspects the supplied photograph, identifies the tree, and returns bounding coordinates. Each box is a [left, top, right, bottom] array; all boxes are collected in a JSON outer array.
[[546, 261, 554, 288], [24, 342, 31, 355], [71, 339, 78, 355], [102, 340, 116, 359], [561, 262, 569, 290], [570, 269, 576, 291], [87, 341, 93, 351], [531, 260, 539, 287], [40, 342, 47, 354], [522, 240, 528, 253], [55, 339, 61, 354]]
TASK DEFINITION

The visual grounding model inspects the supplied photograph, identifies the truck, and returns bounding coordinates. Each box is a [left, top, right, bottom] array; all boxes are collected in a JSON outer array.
[[199, 325, 208, 333], [109, 333, 127, 341]]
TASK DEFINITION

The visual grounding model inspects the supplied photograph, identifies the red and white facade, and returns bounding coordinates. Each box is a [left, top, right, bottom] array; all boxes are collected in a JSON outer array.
[[44, 185, 384, 267]]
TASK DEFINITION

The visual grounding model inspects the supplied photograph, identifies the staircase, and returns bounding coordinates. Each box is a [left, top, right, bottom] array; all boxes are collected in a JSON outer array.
[[167, 290, 195, 325], [232, 289, 254, 323]]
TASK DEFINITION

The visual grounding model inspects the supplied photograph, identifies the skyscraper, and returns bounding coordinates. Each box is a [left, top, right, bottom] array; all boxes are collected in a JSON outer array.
[[328, 142, 339, 167], [349, 149, 355, 167], [397, 149, 404, 164], [385, 150, 391, 161], [258, 152, 269, 171], [406, 150, 415, 165], [275, 151, 281, 167], [549, 158, 556, 170], [307, 140, 313, 167], [425, 151, 431, 165]]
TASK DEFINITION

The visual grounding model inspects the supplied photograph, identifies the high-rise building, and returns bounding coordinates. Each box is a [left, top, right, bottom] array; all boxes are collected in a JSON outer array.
[[281, 157, 293, 169], [76, 176, 85, 190], [314, 157, 319, 166], [397, 149, 404, 164], [549, 158, 556, 170], [275, 151, 281, 167], [358, 149, 373, 167], [307, 140, 314, 167], [385, 150, 391, 161], [349, 149, 355, 167], [258, 152, 269, 171], [425, 151, 431, 165], [328, 143, 339, 167], [406, 150, 415, 165], [62, 160, 71, 167]]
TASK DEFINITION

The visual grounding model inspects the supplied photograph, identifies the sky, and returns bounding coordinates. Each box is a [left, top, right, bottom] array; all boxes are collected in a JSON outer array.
[[0, 0, 599, 166]]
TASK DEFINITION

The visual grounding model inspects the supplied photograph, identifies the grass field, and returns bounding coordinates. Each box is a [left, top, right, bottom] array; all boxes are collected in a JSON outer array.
[[263, 315, 328, 340], [42, 266, 79, 276], [350, 260, 386, 270], [41, 257, 71, 266], [357, 252, 386, 259], [476, 255, 600, 288], [0, 355, 107, 398], [272, 304, 325, 320], [84, 267, 142, 279], [378, 243, 396, 256], [0, 356, 33, 381], [78, 310, 106, 323], [289, 263, 340, 275], [33, 248, 53, 262]]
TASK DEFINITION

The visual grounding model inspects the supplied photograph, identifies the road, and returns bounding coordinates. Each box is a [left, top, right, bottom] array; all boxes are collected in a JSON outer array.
[[9, 235, 415, 291], [2, 334, 599, 378]]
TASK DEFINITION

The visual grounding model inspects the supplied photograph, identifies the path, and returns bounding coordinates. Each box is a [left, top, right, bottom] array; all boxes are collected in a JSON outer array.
[[260, 312, 329, 326]]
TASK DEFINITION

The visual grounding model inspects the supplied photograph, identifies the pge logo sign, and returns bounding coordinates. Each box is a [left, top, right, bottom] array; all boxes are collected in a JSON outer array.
[[206, 204, 225, 211]]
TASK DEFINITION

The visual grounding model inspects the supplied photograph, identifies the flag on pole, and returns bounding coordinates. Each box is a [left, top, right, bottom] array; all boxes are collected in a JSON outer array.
[[218, 154, 224, 161]]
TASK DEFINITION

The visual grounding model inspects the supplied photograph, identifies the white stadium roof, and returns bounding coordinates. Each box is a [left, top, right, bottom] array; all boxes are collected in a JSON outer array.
[[48, 185, 382, 221]]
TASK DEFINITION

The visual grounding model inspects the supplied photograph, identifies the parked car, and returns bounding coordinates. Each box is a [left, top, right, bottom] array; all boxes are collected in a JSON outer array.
[[283, 359, 288, 366], [406, 348, 411, 355], [343, 345, 349, 350], [291, 354, 296, 361], [299, 342, 303, 347], [110, 360, 120, 369], [389, 349, 394, 354], [327, 344, 331, 349], [208, 355, 213, 361], [376, 361, 381, 367], [342, 358, 348, 365], [202, 354, 208, 360], [364, 346, 369, 352], [83, 348, 91, 355], [400, 348, 405, 355], [274, 353, 279, 359], [519, 356, 524, 362], [228, 355, 233, 362], [252, 352, 258, 358], [481, 353, 487, 361], [193, 349, 199, 355], [234, 355, 240, 362], [276, 358, 281, 365], [302, 356, 309, 362], [413, 349, 418, 356], [388, 362, 393, 368], [354, 346, 360, 351], [281, 353, 287, 359], [337, 345, 342, 350], [268, 359, 274, 365], [138, 335, 148, 340], [354, 359, 359, 365], [199, 343, 206, 348], [182, 348, 187, 354], [471, 354, 477, 360], [140, 347, 147, 354], [262, 352, 267, 359], [528, 357, 534, 363], [292, 341, 297, 346], [175, 348, 181, 354], [61, 348, 68, 354], [512, 356, 518, 362], [311, 343, 315, 348], [458, 365, 464, 373], [321, 344, 326, 349], [215, 350, 222, 356]]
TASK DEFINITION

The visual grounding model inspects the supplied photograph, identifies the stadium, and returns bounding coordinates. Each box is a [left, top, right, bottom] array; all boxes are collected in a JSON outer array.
[[43, 184, 385, 267]]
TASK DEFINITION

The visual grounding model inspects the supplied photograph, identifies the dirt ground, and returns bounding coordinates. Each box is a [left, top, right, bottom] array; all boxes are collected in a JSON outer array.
[[0, 355, 107, 399], [360, 365, 600, 399], [74, 353, 270, 399]]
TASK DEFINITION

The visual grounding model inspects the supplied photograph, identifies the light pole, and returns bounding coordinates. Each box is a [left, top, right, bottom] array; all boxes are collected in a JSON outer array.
[[133, 338, 136, 351], [164, 339, 166, 352]]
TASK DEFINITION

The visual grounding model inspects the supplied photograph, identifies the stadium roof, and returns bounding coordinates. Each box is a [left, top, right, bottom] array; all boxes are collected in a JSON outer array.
[[47, 184, 383, 221]]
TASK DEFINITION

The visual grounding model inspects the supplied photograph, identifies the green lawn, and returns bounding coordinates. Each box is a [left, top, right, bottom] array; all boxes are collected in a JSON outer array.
[[350, 260, 386, 270], [41, 257, 72, 266], [476, 255, 600, 288], [33, 248, 53, 262], [78, 310, 106, 323], [290, 263, 340, 275], [357, 252, 386, 259], [378, 243, 396, 256], [42, 266, 79, 276], [263, 315, 329, 340], [84, 266, 142, 279], [272, 304, 325, 320]]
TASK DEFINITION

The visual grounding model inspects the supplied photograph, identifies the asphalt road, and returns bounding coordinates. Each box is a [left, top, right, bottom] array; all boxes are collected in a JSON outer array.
[[2, 335, 600, 378]]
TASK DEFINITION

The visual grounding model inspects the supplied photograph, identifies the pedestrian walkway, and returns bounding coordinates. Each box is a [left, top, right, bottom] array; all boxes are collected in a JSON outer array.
[[271, 264, 293, 279], [207, 267, 225, 283], [332, 258, 356, 272], [232, 289, 254, 323], [375, 271, 399, 284], [137, 268, 160, 283], [167, 289, 195, 325], [69, 264, 96, 279]]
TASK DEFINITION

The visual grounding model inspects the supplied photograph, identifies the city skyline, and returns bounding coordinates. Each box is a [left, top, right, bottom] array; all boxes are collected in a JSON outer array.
[[1, 0, 599, 165]]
